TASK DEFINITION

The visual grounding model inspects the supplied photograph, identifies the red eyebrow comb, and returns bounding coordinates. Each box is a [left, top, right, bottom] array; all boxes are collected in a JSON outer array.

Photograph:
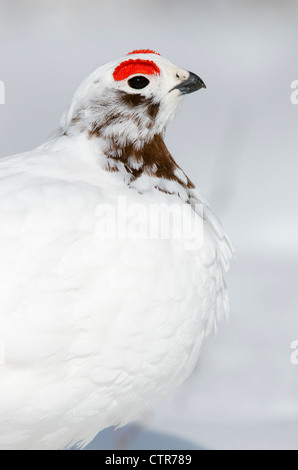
[[113, 59, 160, 82], [127, 49, 160, 56]]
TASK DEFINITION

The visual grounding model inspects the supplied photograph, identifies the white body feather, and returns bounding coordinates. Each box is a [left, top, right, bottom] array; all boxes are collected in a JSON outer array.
[[0, 52, 232, 449]]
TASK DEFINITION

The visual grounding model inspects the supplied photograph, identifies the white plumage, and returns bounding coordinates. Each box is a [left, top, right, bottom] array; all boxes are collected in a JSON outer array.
[[0, 50, 232, 449]]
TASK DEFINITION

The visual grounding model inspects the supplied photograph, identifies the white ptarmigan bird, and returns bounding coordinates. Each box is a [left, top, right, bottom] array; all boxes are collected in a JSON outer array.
[[0, 50, 232, 450]]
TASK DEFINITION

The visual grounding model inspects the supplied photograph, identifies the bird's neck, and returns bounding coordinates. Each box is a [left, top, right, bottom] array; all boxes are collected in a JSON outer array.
[[90, 129, 195, 198], [61, 92, 195, 198]]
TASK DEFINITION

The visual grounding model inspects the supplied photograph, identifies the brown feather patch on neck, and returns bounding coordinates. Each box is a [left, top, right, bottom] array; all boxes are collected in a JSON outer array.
[[104, 133, 195, 192], [81, 90, 195, 195]]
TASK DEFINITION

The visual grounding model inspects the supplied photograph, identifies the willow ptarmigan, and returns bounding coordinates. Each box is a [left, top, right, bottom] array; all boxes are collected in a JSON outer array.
[[0, 50, 232, 450]]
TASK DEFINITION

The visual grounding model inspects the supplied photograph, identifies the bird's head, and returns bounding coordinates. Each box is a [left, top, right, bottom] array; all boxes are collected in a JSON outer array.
[[63, 50, 205, 147], [61, 50, 205, 194]]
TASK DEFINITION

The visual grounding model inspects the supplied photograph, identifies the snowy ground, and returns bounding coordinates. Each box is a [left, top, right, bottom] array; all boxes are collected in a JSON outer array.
[[0, 0, 297, 450]]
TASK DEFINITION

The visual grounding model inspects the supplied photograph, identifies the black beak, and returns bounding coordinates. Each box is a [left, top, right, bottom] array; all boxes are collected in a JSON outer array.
[[171, 72, 206, 95]]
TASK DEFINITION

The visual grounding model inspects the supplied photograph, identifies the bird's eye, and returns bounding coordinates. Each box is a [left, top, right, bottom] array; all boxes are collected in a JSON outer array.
[[128, 76, 150, 90]]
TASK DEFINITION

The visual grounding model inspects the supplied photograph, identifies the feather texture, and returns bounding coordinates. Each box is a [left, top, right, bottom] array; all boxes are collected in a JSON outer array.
[[0, 51, 232, 449]]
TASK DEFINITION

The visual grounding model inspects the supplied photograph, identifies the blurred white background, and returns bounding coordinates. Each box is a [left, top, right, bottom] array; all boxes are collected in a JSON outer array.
[[0, 0, 297, 450]]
